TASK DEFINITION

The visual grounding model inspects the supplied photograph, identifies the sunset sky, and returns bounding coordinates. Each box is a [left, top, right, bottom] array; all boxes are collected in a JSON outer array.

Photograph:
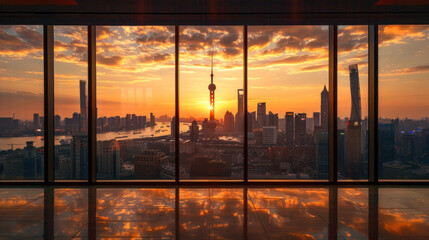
[[0, 25, 428, 120]]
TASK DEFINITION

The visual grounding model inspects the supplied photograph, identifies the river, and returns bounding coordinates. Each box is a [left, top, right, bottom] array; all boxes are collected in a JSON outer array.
[[0, 122, 194, 150]]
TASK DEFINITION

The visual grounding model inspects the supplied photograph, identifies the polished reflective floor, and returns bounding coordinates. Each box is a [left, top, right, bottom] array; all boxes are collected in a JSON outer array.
[[0, 187, 428, 239]]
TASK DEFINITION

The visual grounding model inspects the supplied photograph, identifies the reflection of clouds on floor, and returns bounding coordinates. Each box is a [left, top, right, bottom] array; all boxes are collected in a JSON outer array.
[[248, 188, 329, 240], [180, 188, 244, 240], [1, 187, 429, 239], [379, 188, 429, 240], [0, 188, 44, 239], [97, 188, 176, 239]]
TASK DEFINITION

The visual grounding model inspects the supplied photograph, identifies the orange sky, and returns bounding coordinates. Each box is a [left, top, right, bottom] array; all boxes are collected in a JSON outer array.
[[0, 25, 429, 120]]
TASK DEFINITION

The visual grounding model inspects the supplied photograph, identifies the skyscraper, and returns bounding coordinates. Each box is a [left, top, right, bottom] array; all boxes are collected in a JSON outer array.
[[33, 113, 40, 129], [236, 89, 244, 131], [285, 112, 294, 143], [313, 112, 320, 127], [295, 113, 306, 140], [257, 102, 266, 128], [80, 80, 87, 132], [171, 116, 176, 138], [237, 89, 243, 116], [321, 86, 329, 131], [80, 80, 87, 118], [262, 126, 277, 145], [70, 135, 88, 180], [346, 64, 363, 179], [349, 64, 362, 122], [189, 120, 199, 142], [247, 111, 256, 132], [378, 123, 395, 179], [224, 111, 234, 132], [134, 150, 163, 179], [150, 113, 155, 126], [268, 111, 278, 129], [97, 140, 120, 179]]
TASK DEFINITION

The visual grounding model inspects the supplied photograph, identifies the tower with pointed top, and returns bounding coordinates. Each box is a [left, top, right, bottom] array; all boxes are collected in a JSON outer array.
[[209, 53, 216, 121], [207, 53, 217, 138]]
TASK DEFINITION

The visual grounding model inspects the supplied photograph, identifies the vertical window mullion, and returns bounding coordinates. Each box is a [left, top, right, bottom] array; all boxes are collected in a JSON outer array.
[[88, 26, 97, 183], [328, 186, 338, 240], [368, 25, 379, 183], [329, 25, 338, 183], [44, 25, 54, 183], [175, 25, 180, 183], [243, 25, 248, 183]]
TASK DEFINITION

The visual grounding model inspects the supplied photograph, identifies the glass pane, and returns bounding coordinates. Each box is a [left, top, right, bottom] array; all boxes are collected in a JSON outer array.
[[96, 26, 175, 180], [179, 26, 244, 180], [180, 188, 243, 238], [248, 26, 329, 180], [97, 188, 175, 238], [248, 188, 329, 238], [0, 188, 44, 238], [379, 25, 429, 179], [338, 26, 368, 180], [54, 188, 88, 238], [0, 25, 44, 180], [54, 26, 88, 180], [338, 188, 368, 239]]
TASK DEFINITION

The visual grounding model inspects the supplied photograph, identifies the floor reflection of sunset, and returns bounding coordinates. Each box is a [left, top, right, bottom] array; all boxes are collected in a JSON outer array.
[[1, 187, 429, 239]]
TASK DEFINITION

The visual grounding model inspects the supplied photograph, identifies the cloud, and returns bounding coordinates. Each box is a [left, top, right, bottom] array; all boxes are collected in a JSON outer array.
[[96, 26, 112, 40], [379, 25, 429, 45], [300, 64, 328, 72], [180, 26, 243, 58], [338, 25, 368, 53], [249, 26, 328, 56], [139, 52, 172, 63], [97, 55, 123, 66], [389, 64, 429, 75], [0, 26, 42, 56], [136, 30, 174, 45]]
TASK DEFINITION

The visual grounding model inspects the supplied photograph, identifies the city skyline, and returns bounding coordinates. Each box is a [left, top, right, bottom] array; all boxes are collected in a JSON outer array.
[[1, 25, 429, 120]]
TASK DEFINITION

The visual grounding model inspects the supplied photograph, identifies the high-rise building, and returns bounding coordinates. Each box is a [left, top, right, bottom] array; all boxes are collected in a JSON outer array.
[[349, 64, 362, 122], [224, 111, 234, 132], [313, 112, 320, 127], [346, 64, 363, 179], [79, 80, 87, 118], [134, 150, 163, 179], [97, 140, 120, 179], [22, 141, 43, 179], [171, 116, 176, 138], [378, 123, 395, 179], [321, 86, 329, 131], [33, 113, 40, 129], [247, 111, 257, 132], [285, 112, 294, 143], [257, 102, 266, 128], [237, 89, 243, 115], [54, 115, 61, 129], [315, 131, 329, 179], [189, 120, 199, 142], [268, 111, 278, 129], [70, 135, 88, 180], [262, 126, 277, 145], [295, 113, 306, 140], [150, 113, 155, 126], [338, 129, 347, 178], [80, 80, 87, 132]]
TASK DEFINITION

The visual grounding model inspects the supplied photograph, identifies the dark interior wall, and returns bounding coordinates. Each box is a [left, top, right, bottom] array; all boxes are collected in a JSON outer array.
[[1, 0, 429, 25]]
